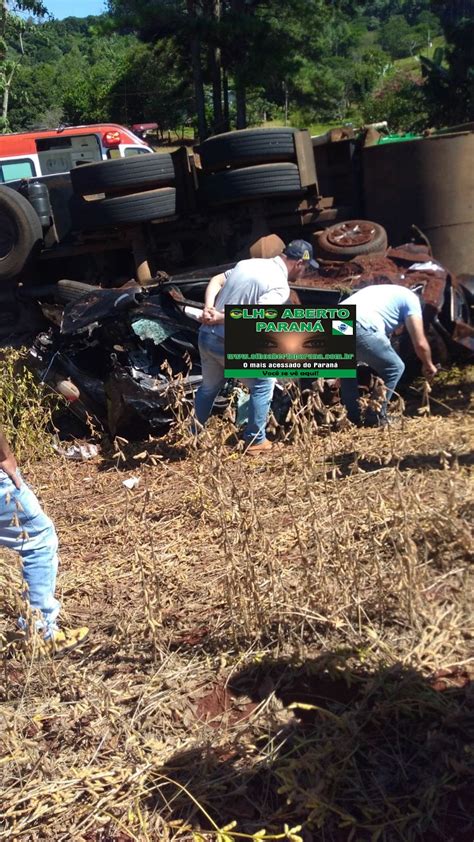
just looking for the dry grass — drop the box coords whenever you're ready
[0,370,473,842]
[0,348,62,461]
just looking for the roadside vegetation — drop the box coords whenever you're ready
[0,357,472,841]
[2,1,472,139]
[0,348,60,461]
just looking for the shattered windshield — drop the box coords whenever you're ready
[131,317,179,346]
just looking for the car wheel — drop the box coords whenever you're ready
[0,186,43,281]
[315,220,388,261]
[71,188,177,229]
[198,163,304,206]
[197,127,300,171]
[70,154,175,196]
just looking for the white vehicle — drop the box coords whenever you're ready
[0,122,152,183]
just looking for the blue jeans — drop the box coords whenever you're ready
[0,472,60,639]
[195,326,276,444]
[340,323,405,424]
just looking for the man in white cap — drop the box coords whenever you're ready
[194,239,319,452]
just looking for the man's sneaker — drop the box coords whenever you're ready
[245,438,283,455]
[2,626,89,658]
[41,626,89,657]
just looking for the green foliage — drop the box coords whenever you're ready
[362,70,429,131]
[61,34,136,124]
[0,350,60,463]
[0,0,50,131]
[107,39,193,131]
[378,14,421,58]
[421,0,474,126]
[2,0,461,138]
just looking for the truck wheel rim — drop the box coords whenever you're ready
[327,221,375,247]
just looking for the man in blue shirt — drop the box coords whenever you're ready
[340,284,437,425]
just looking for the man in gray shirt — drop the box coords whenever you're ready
[194,240,318,452]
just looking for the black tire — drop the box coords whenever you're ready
[315,220,387,261]
[55,279,101,304]
[0,186,43,281]
[70,154,175,196]
[197,128,299,171]
[71,188,176,230]
[198,163,304,206]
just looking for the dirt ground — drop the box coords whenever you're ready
[0,372,473,842]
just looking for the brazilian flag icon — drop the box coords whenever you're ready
[332,319,353,336]
[229,308,243,319]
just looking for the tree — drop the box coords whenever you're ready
[107,0,345,136]
[378,14,422,58]
[420,0,474,125]
[0,0,48,130]
[362,70,428,130]
[414,9,440,47]
[108,0,209,138]
[61,34,136,124]
[107,39,194,134]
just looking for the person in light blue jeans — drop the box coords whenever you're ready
[195,326,275,445]
[340,284,437,425]
[0,471,60,638]
[340,324,406,425]
[0,425,88,652]
[193,240,319,451]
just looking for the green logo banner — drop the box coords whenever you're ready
[224,305,357,379]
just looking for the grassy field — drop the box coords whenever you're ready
[394,35,446,74]
[0,365,473,841]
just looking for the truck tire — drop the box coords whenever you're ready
[70,154,175,196]
[71,188,177,230]
[0,186,43,281]
[55,279,101,304]
[197,128,299,171]
[198,163,304,206]
[315,220,388,260]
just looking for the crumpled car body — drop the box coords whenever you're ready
[29,284,206,437]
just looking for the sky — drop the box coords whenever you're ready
[42,0,107,18]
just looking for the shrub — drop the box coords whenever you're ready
[0,349,61,462]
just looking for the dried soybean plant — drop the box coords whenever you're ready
[0,367,472,842]
[0,348,61,461]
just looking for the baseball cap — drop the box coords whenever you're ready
[283,239,319,269]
